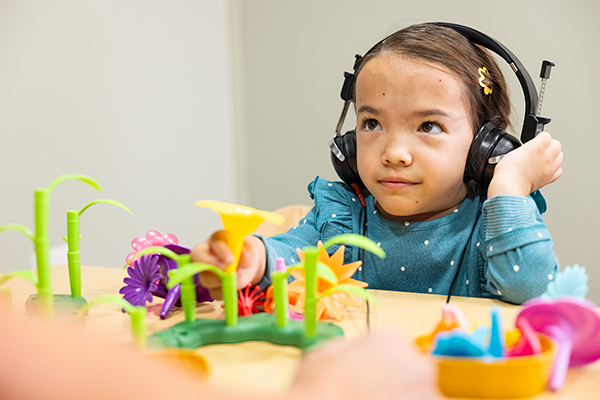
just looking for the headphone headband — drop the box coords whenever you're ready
[339,22,546,143]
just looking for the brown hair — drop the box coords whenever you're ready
[353,23,512,134]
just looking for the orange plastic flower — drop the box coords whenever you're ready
[263,285,275,313]
[288,242,367,321]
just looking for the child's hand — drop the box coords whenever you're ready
[190,231,267,300]
[487,131,563,198]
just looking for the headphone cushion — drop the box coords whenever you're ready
[331,130,362,185]
[465,121,522,185]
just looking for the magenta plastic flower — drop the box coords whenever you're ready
[120,254,162,306]
[126,230,178,266]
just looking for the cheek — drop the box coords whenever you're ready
[355,138,377,178]
[438,139,472,182]
[355,139,367,174]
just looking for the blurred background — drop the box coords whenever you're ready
[1,0,598,303]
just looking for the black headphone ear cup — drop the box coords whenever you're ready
[465,121,522,186]
[330,129,362,185]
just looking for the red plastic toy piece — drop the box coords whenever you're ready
[237,284,265,316]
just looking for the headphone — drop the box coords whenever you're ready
[330,22,551,190]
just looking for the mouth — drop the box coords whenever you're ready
[379,177,417,189]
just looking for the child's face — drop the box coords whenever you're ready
[355,54,474,222]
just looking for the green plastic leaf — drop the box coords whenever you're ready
[46,174,102,193]
[0,224,35,242]
[81,294,138,315]
[289,261,338,285]
[167,263,224,289]
[316,261,338,284]
[318,284,379,305]
[323,233,386,259]
[0,270,38,287]
[79,199,132,216]
[62,235,82,243]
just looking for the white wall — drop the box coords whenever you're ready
[0,1,237,273]
[232,0,600,303]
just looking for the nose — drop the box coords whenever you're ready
[381,133,413,166]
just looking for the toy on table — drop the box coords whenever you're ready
[284,242,369,322]
[237,283,265,316]
[0,174,132,318]
[0,270,38,314]
[420,263,598,398]
[121,231,211,319]
[518,297,600,392]
[262,257,305,322]
[518,264,600,392]
[129,201,384,350]
[431,306,506,359]
[62,199,131,312]
[81,294,147,350]
[415,303,468,351]
[423,304,556,399]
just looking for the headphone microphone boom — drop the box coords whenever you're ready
[329,22,553,191]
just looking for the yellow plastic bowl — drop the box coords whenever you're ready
[436,334,555,399]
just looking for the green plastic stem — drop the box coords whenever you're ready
[130,306,147,350]
[181,276,197,322]
[304,248,318,338]
[34,189,53,318]
[272,271,288,327]
[222,272,238,326]
[66,210,81,298]
[84,294,147,351]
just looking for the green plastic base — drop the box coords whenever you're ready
[148,312,344,352]
[25,294,88,317]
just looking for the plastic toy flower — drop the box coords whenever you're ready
[540,264,589,300]
[195,201,284,273]
[237,284,265,316]
[126,230,178,266]
[120,254,162,307]
[415,303,469,352]
[288,242,367,321]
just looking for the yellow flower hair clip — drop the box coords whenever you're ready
[478,67,492,95]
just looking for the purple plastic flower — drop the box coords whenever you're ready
[119,254,161,307]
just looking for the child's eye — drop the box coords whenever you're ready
[420,121,443,134]
[363,119,382,131]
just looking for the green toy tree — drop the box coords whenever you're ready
[0,174,101,318]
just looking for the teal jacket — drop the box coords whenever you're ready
[259,176,557,304]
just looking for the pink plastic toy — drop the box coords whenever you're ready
[126,230,179,266]
[518,297,600,391]
[507,316,542,357]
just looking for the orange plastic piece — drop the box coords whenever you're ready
[416,303,468,351]
[288,242,366,321]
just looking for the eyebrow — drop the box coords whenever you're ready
[411,109,452,120]
[356,105,380,115]
[357,105,453,120]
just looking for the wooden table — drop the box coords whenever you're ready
[4,265,599,398]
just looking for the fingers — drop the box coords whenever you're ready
[236,235,267,287]
[190,230,234,268]
[190,232,266,298]
[538,132,564,185]
[517,131,563,191]
[190,230,233,299]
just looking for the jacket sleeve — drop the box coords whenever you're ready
[481,191,558,304]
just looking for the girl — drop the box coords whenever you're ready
[192,23,563,304]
